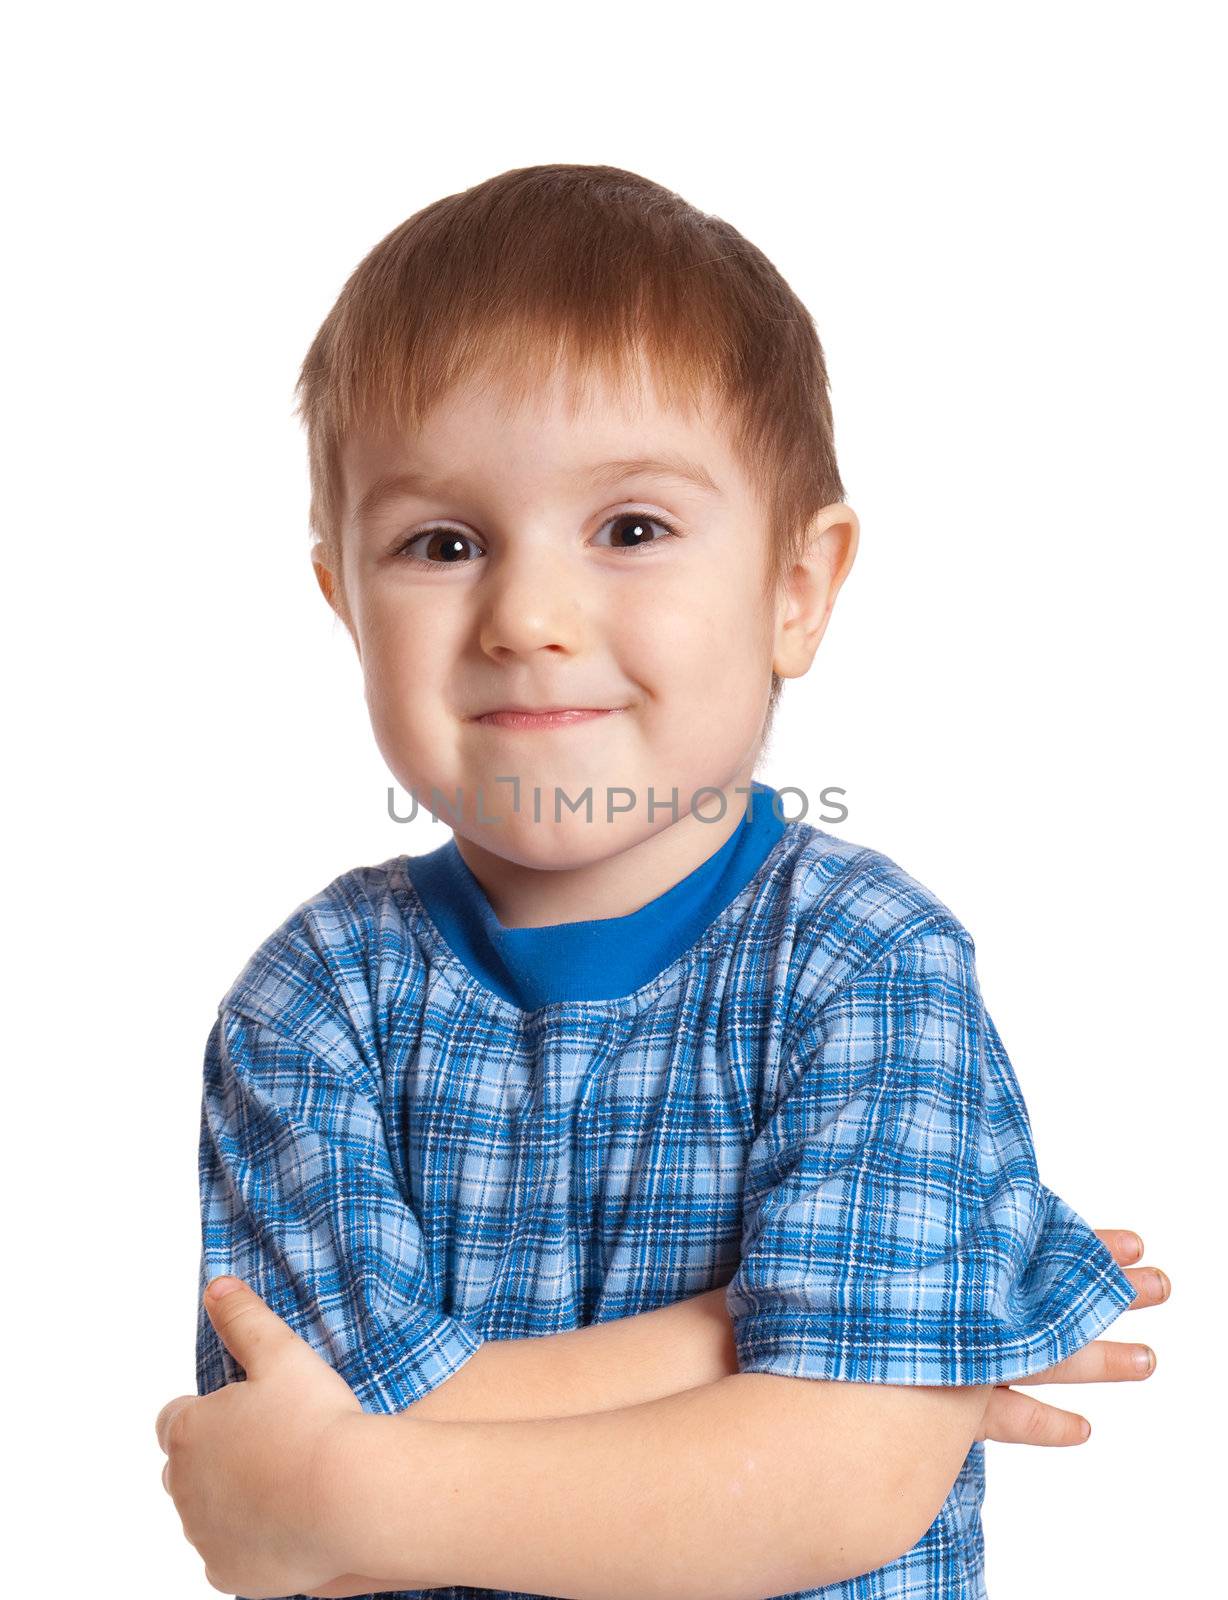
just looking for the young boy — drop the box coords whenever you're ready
[190,164,1163,1599]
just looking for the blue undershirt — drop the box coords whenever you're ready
[406,781,788,1010]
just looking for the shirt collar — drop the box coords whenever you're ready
[406,782,788,1010]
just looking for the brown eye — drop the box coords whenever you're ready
[592,512,681,552]
[395,528,484,564]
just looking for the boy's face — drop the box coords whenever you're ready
[320,353,855,870]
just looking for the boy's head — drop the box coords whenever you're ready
[298,164,857,867]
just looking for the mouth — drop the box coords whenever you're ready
[469,707,627,731]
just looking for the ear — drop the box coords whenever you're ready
[312,548,333,604]
[772,503,859,680]
[311,545,361,662]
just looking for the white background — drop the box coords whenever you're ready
[5,2,1220,1594]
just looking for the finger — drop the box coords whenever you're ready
[1004,1338,1156,1386]
[203,1276,307,1372]
[1106,1262,1172,1308]
[155,1396,193,1453]
[983,1385,1091,1447]
[1093,1231,1172,1305]
[1096,1228,1143,1264]
[1115,1264,1172,1308]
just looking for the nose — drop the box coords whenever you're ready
[475,540,587,660]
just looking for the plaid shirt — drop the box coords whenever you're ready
[197,800,1135,1599]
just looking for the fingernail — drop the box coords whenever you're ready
[1152,1270,1171,1300]
[1080,1420,1091,1441]
[1121,1234,1142,1261]
[1132,1346,1155,1375]
[208,1275,243,1299]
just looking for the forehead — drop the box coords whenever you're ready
[339,354,747,513]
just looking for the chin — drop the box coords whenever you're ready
[467,811,645,872]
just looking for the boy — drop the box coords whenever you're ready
[186,164,1165,1598]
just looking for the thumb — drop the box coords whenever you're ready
[204,1275,301,1373]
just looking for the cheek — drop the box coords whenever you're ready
[355,601,455,758]
[360,587,460,688]
[359,648,462,806]
[619,572,737,660]
[640,584,772,699]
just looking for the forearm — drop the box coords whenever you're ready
[312,1288,743,1595]
[328,1373,988,1600]
[407,1285,738,1423]
[311,1291,739,1595]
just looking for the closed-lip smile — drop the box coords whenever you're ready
[470,705,626,729]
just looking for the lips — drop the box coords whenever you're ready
[471,707,625,730]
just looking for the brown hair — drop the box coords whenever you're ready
[294,163,846,734]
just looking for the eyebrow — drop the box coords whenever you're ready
[351,453,722,530]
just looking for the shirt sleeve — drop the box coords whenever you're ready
[726,918,1137,1387]
[195,1005,485,1413]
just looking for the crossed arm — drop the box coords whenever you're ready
[312,1289,993,1599]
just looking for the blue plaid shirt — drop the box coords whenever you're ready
[196,784,1136,1599]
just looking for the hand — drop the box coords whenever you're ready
[156,1276,367,1597]
[975,1228,1170,1447]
